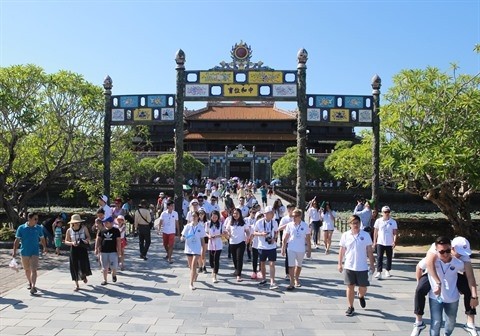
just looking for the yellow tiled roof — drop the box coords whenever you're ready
[186,103,296,121]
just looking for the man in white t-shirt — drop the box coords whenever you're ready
[373,205,398,279]
[253,206,279,290]
[281,208,311,290]
[411,236,478,336]
[420,236,464,336]
[209,195,221,213]
[238,196,250,218]
[158,200,179,264]
[338,215,375,317]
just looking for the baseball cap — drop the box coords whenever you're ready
[225,192,230,196]
[116,215,125,220]
[451,237,472,256]
[102,216,114,223]
[263,206,274,213]
[381,206,391,213]
[190,199,199,206]
[99,195,108,203]
[198,192,205,197]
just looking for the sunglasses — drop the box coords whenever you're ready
[438,248,451,255]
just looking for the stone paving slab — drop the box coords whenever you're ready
[1,229,478,336]
[1,191,479,335]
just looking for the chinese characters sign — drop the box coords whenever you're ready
[110,94,175,125]
[185,70,297,101]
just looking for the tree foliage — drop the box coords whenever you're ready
[0,65,140,224]
[138,152,204,179]
[272,147,323,181]
[324,136,372,188]
[381,66,480,236]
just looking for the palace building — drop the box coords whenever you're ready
[145,100,357,182]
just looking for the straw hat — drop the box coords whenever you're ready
[68,214,85,224]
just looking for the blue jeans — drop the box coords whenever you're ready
[429,298,459,336]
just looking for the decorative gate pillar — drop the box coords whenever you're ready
[296,48,308,212]
[371,74,381,209]
[103,75,113,200]
[175,50,186,211]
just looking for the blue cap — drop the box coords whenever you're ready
[102,216,114,223]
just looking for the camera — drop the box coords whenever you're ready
[265,235,273,244]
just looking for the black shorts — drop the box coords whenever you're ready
[344,269,369,287]
[259,248,277,262]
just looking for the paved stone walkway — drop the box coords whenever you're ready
[1,229,478,336]
[1,193,478,335]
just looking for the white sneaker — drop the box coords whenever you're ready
[410,321,426,336]
[384,270,391,277]
[463,324,479,336]
[374,272,381,279]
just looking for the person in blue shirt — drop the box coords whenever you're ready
[12,212,47,295]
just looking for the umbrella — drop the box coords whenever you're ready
[183,184,192,190]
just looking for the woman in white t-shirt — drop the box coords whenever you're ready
[320,201,336,254]
[225,208,250,282]
[181,211,206,290]
[205,210,226,283]
[306,198,322,249]
[273,199,286,245]
[197,209,209,274]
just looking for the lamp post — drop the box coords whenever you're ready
[175,50,186,213]
[224,146,228,178]
[371,74,381,209]
[252,145,256,183]
[103,75,113,201]
[296,48,308,212]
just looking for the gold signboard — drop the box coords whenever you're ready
[133,108,153,121]
[248,71,283,84]
[200,71,234,84]
[330,109,349,122]
[224,84,258,97]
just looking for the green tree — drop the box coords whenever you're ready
[381,66,480,236]
[324,136,372,188]
[138,152,204,179]
[0,65,139,224]
[272,147,321,181]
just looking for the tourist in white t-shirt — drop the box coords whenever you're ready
[281,208,311,290]
[205,210,226,283]
[420,236,464,336]
[320,201,336,254]
[410,236,478,336]
[279,204,296,278]
[253,206,279,290]
[158,200,179,264]
[306,198,321,249]
[247,209,262,279]
[181,211,206,290]
[225,208,250,282]
[338,215,375,317]
[373,205,398,279]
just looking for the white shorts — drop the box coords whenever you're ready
[287,250,305,267]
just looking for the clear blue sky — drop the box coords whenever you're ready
[1,0,479,111]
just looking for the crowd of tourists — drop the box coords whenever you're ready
[10,180,478,336]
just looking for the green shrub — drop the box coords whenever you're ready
[0,226,16,241]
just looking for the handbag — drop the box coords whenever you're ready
[77,239,90,250]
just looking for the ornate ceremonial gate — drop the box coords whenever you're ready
[103,41,380,211]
